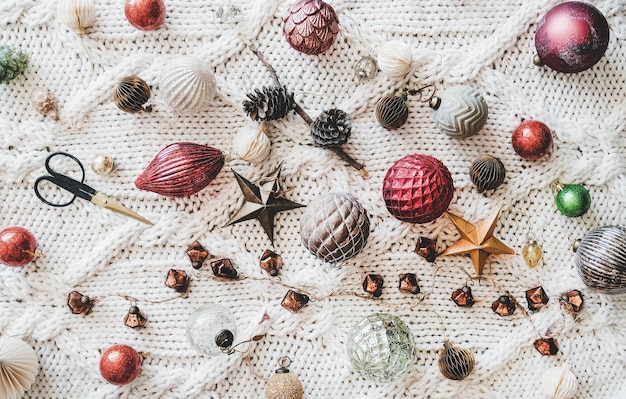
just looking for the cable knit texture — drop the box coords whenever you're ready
[1,0,625,398]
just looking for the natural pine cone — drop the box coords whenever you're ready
[283,0,339,55]
[242,85,296,122]
[311,108,352,148]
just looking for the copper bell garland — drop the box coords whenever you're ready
[135,142,225,198]
[560,289,584,313]
[398,273,420,294]
[451,285,474,307]
[266,357,304,399]
[492,294,516,316]
[415,236,437,262]
[186,241,210,269]
[525,286,549,311]
[211,258,239,280]
[283,0,339,56]
[281,290,310,314]
[260,249,283,276]
[67,291,94,315]
[165,269,190,294]
[363,274,384,297]
[534,337,559,356]
[124,305,148,329]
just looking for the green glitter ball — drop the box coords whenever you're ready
[555,184,591,217]
[0,46,29,84]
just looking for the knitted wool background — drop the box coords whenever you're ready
[1,0,625,398]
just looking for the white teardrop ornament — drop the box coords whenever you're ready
[57,0,96,35]
[541,364,577,399]
[160,57,216,114]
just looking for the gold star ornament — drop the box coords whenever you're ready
[438,207,515,277]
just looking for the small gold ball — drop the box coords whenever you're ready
[91,154,116,176]
[266,372,303,399]
[533,54,545,67]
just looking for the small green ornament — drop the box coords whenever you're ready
[553,182,591,217]
[0,46,29,84]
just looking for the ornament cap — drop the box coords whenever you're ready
[215,329,235,349]
[276,356,292,374]
[429,96,441,110]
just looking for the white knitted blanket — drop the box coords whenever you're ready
[1,0,625,398]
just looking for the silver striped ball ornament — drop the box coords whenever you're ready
[375,94,408,130]
[430,85,488,138]
[299,193,370,264]
[469,155,505,193]
[438,339,475,380]
[575,226,626,294]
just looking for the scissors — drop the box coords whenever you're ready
[34,152,153,225]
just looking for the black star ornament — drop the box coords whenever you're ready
[225,165,305,244]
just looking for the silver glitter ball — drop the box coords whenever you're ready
[355,56,377,81]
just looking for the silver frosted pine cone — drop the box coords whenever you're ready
[300,192,369,263]
[243,85,296,122]
[311,108,352,148]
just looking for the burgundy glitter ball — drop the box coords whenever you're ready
[99,344,142,386]
[125,0,166,31]
[535,1,609,73]
[0,226,38,267]
[383,154,454,224]
[511,120,553,161]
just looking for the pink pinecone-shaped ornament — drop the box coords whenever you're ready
[383,154,454,224]
[283,0,339,55]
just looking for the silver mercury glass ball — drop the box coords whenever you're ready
[355,56,377,82]
[347,313,416,384]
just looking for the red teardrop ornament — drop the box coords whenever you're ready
[99,344,142,386]
[383,154,454,224]
[135,142,225,198]
[283,0,339,55]
[535,1,609,73]
[0,226,38,267]
[125,0,166,31]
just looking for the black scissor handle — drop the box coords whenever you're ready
[45,152,86,182]
[34,175,77,207]
[34,152,90,207]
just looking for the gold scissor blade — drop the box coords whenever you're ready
[91,192,154,225]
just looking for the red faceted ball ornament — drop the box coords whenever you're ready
[0,226,38,267]
[125,0,166,31]
[535,1,609,73]
[512,120,553,161]
[283,0,339,55]
[383,154,454,224]
[100,344,142,386]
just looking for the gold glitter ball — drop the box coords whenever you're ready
[266,371,303,399]
[91,154,116,176]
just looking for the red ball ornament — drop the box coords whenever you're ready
[383,154,454,224]
[125,0,166,31]
[511,120,553,160]
[535,1,609,73]
[99,344,142,386]
[0,226,38,267]
[283,0,339,55]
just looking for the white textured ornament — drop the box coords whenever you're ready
[31,88,59,120]
[0,337,39,399]
[377,40,413,78]
[541,364,577,399]
[160,57,216,114]
[57,0,96,35]
[430,85,488,138]
[232,123,271,164]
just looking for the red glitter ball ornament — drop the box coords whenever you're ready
[382,154,454,224]
[99,344,142,386]
[535,1,609,73]
[0,226,38,267]
[125,0,166,31]
[283,0,339,55]
[511,120,553,161]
